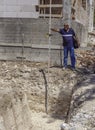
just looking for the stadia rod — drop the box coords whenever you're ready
[47,0,52,114]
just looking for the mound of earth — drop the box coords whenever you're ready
[0,61,94,130]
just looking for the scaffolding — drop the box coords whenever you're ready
[39,0,63,18]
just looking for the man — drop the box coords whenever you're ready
[51,23,76,70]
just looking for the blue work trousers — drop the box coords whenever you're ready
[63,46,76,68]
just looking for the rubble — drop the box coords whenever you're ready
[0,60,94,130]
[76,46,95,73]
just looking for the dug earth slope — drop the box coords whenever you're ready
[0,61,94,130]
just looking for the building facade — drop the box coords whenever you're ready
[0,0,39,18]
[0,0,94,61]
[0,0,94,31]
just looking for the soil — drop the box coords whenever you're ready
[0,60,94,130]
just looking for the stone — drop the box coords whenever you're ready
[60,123,69,130]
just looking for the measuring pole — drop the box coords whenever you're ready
[48,0,52,66]
[46,0,52,114]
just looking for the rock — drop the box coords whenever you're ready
[60,123,69,130]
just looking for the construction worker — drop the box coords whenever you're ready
[51,23,76,70]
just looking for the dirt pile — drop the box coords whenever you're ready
[0,60,94,130]
[76,46,95,72]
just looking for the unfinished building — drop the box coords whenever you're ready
[0,0,94,62]
[39,0,63,18]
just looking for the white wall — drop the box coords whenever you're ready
[0,0,39,18]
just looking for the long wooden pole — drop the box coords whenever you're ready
[47,0,52,114]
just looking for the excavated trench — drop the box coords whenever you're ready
[0,61,87,130]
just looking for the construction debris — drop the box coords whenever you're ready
[76,45,95,73]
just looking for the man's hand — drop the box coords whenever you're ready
[51,28,59,32]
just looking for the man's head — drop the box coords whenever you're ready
[64,23,69,31]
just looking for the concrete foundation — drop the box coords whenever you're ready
[0,18,88,62]
[0,45,63,65]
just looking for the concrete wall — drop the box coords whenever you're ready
[0,0,39,18]
[74,0,88,26]
[0,18,62,45]
[0,46,63,66]
[71,20,88,47]
[0,18,88,62]
[87,0,94,32]
[0,18,63,64]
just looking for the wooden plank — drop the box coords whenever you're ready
[39,4,63,8]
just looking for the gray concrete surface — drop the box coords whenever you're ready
[0,44,63,65]
[0,18,88,62]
